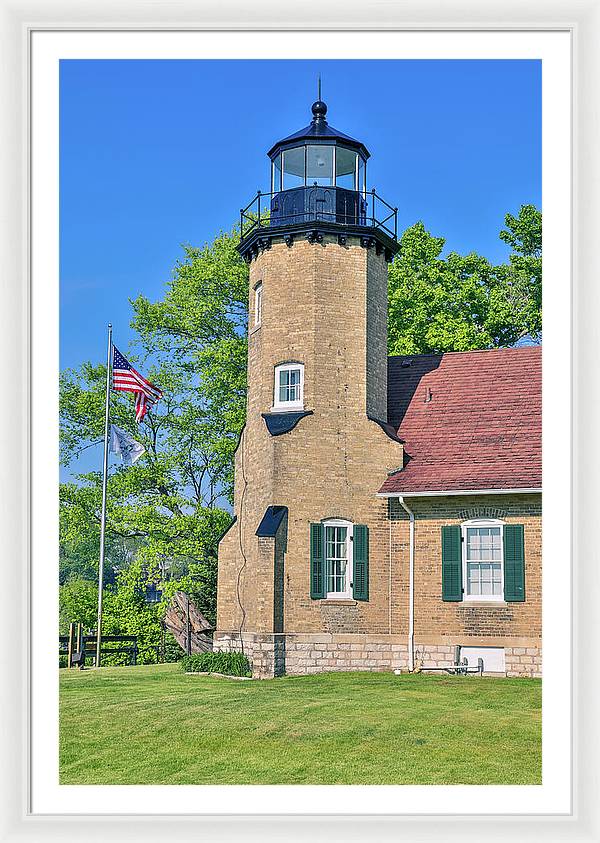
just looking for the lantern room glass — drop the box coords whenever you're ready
[271,153,282,193]
[335,147,358,189]
[272,144,368,193]
[282,146,305,189]
[358,156,366,195]
[306,145,334,186]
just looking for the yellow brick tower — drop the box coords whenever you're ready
[216,99,404,677]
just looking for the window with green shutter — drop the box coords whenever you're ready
[310,520,369,601]
[352,524,369,601]
[310,522,325,599]
[441,525,463,601]
[503,523,525,602]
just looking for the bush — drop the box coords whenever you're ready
[181,651,251,677]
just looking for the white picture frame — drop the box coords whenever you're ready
[1,2,597,840]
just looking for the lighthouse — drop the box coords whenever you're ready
[215,97,404,678]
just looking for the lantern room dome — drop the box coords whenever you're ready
[267,99,370,161]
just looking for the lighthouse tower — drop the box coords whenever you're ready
[216,98,404,678]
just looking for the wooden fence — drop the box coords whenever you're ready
[59,625,144,667]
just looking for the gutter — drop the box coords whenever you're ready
[397,496,415,673]
[378,487,541,499]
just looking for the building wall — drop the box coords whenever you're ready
[365,247,389,420]
[216,632,409,678]
[218,491,542,678]
[388,494,542,648]
[388,494,542,678]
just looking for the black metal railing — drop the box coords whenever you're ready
[240,186,398,242]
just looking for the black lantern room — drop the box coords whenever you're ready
[239,99,399,261]
[268,99,368,228]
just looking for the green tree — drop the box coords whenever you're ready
[60,231,245,629]
[59,557,216,662]
[59,577,101,634]
[498,204,542,342]
[130,230,248,497]
[387,205,542,354]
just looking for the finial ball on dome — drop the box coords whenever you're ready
[311,100,327,120]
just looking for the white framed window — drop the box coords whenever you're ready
[272,362,304,411]
[323,519,353,599]
[462,518,505,601]
[254,282,263,327]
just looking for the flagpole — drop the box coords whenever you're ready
[96,323,112,669]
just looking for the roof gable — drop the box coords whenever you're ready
[379,346,542,495]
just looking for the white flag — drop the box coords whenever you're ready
[109,424,145,466]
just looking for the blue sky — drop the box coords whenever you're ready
[60,58,541,477]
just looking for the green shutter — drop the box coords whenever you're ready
[441,525,462,601]
[504,524,525,602]
[310,523,325,599]
[352,525,369,601]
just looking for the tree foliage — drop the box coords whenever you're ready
[130,231,248,494]
[59,231,246,635]
[59,561,211,663]
[387,205,542,354]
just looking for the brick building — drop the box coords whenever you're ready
[215,99,542,679]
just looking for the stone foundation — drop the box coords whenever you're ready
[214,631,541,679]
[212,632,284,679]
[505,646,542,678]
[414,642,542,677]
[214,632,409,679]
[413,643,457,672]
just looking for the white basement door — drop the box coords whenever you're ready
[460,646,506,673]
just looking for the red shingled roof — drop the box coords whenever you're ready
[378,346,542,495]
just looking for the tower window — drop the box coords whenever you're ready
[254,282,263,327]
[310,520,369,601]
[273,362,304,411]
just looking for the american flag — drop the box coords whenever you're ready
[112,345,163,422]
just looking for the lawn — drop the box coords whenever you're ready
[59,664,541,785]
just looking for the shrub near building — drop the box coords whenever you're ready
[181,652,251,677]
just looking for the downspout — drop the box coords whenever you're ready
[388,516,392,634]
[398,496,415,672]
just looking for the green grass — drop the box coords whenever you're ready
[59,664,541,785]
